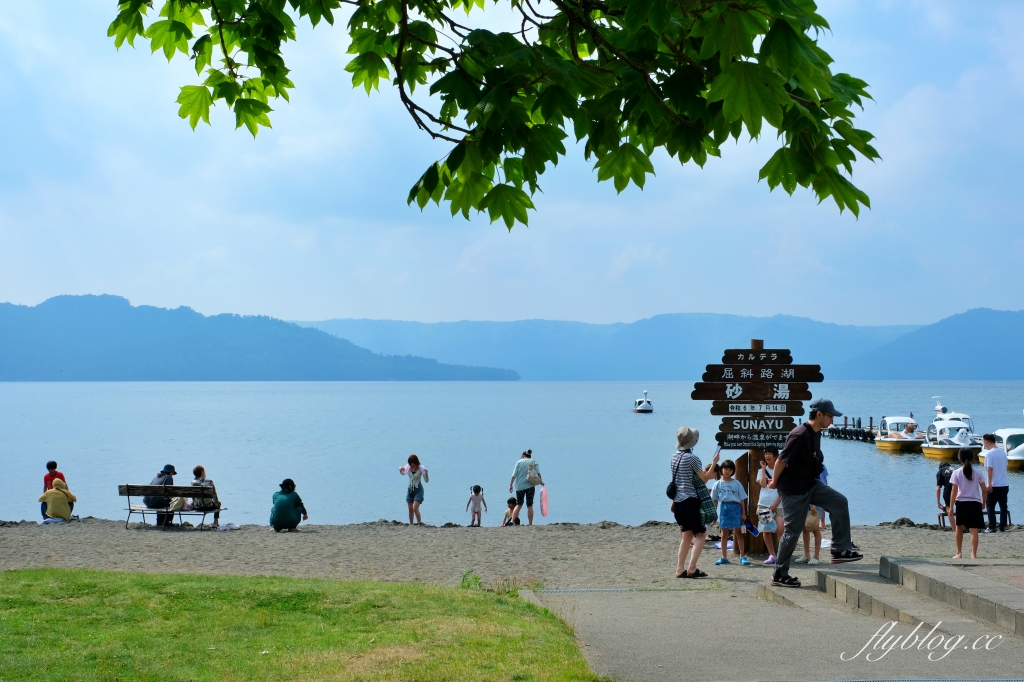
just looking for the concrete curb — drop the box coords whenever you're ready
[880,556,1024,636]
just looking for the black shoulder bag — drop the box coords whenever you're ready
[666,450,684,499]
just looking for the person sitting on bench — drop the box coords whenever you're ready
[191,465,221,526]
[143,464,177,527]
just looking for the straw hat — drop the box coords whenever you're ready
[676,426,699,450]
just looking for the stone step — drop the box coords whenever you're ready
[880,556,1024,637]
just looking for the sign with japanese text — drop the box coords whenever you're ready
[714,432,790,447]
[691,382,812,402]
[701,364,823,383]
[709,401,805,416]
[718,416,797,433]
[721,349,793,364]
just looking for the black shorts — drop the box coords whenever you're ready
[673,497,706,534]
[954,501,985,529]
[515,486,536,507]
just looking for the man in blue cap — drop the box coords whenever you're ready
[767,398,861,588]
[143,464,177,527]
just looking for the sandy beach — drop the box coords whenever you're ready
[1,518,1020,588]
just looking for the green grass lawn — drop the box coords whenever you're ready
[0,569,607,681]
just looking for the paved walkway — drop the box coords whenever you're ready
[528,568,1024,681]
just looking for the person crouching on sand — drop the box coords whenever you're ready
[466,485,487,527]
[400,455,429,525]
[270,478,308,532]
[39,479,77,522]
[503,497,520,526]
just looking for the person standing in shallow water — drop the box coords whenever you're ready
[670,426,719,579]
[768,398,861,589]
[399,454,429,525]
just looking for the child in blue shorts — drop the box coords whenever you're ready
[711,459,749,566]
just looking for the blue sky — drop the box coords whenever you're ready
[0,1,1021,325]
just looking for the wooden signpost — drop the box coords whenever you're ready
[690,383,812,401]
[692,339,824,555]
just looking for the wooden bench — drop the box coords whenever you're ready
[117,485,225,529]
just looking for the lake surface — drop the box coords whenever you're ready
[2,381,1021,527]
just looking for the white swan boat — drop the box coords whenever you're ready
[633,390,653,413]
[922,397,981,460]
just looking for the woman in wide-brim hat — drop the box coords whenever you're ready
[669,426,719,578]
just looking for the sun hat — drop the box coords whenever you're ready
[676,426,699,450]
[160,464,177,475]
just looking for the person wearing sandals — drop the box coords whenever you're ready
[711,459,750,566]
[756,446,784,565]
[949,447,987,559]
[767,398,861,589]
[670,426,720,579]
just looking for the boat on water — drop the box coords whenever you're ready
[633,390,653,413]
[874,416,923,453]
[921,397,982,460]
[982,428,1024,472]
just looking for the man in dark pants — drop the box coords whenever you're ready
[982,433,1010,532]
[767,398,862,588]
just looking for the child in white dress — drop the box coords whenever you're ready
[466,485,487,527]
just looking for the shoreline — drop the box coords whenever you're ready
[2,518,1019,590]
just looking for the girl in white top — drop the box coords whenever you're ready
[949,448,988,559]
[756,448,784,566]
[465,485,488,527]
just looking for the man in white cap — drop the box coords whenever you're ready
[768,398,861,588]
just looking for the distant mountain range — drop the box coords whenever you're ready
[0,295,518,381]
[3,295,1019,381]
[834,308,1024,379]
[300,308,1024,380]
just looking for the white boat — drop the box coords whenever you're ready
[633,390,653,413]
[922,397,981,460]
[983,428,1024,472]
[875,416,923,453]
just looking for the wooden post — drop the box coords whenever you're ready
[734,451,747,556]
[745,339,768,555]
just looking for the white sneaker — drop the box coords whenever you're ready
[808,558,820,566]
[794,556,809,564]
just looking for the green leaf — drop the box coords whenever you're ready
[176,85,213,129]
[706,61,789,138]
[191,35,213,75]
[445,171,492,219]
[811,168,870,217]
[345,52,390,94]
[760,18,826,79]
[233,98,273,137]
[145,19,192,61]
[107,4,146,49]
[479,183,534,229]
[758,147,814,194]
[694,7,764,68]
[594,144,655,193]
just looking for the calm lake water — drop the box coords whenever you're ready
[2,381,1021,526]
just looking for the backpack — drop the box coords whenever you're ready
[526,460,542,486]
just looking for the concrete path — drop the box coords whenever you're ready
[530,578,1024,681]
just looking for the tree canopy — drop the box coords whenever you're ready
[109,0,879,228]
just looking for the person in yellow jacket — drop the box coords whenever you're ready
[39,479,77,521]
